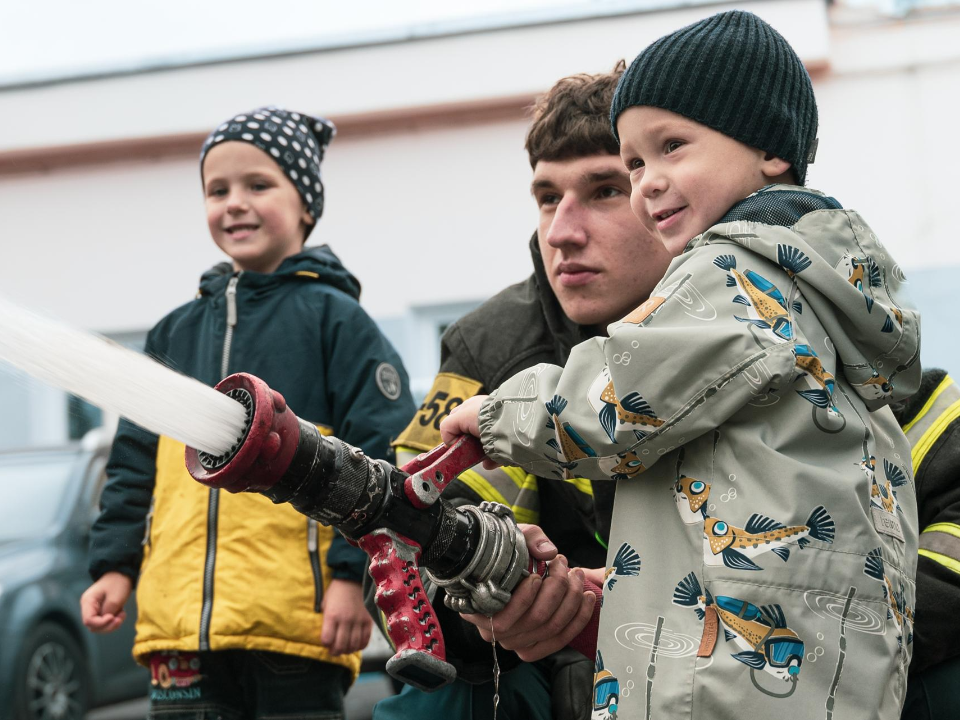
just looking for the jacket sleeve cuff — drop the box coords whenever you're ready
[478,393,511,466]
[326,531,368,582]
[88,558,141,586]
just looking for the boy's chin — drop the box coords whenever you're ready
[658,231,696,257]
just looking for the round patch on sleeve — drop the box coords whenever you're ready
[375,362,402,400]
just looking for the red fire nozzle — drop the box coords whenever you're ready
[186,373,301,493]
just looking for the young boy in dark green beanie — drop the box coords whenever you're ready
[442,10,922,719]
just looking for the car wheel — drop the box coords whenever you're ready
[12,622,89,720]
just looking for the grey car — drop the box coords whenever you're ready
[0,431,148,720]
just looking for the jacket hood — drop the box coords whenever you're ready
[706,184,921,410]
[528,233,600,357]
[198,245,361,300]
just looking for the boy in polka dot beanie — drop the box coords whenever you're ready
[201,106,335,237]
[83,107,416,719]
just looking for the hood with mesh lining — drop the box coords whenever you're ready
[702,184,920,410]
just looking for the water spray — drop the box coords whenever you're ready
[0,296,245,455]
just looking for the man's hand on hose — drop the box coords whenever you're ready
[459,525,597,662]
[320,579,373,656]
[439,394,499,469]
[80,571,133,633]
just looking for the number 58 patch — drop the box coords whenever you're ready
[394,372,483,451]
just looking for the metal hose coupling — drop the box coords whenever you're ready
[426,502,532,616]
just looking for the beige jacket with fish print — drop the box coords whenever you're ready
[479,186,921,720]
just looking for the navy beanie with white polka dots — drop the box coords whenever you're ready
[200,107,336,221]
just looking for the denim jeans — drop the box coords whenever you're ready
[147,650,351,720]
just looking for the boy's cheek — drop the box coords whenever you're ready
[628,193,653,228]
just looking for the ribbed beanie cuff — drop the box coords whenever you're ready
[610,11,818,184]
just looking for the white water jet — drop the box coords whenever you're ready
[0,296,246,455]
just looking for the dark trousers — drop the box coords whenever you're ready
[372,661,552,720]
[902,656,960,720]
[147,650,351,720]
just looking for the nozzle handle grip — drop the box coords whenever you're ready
[359,528,456,693]
[403,435,486,509]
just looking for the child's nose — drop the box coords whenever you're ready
[226,192,250,213]
[638,164,667,198]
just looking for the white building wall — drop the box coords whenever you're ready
[0,0,958,449]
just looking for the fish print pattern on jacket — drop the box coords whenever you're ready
[674,452,710,525]
[673,572,805,686]
[864,548,914,647]
[714,252,842,419]
[544,395,596,475]
[601,542,641,607]
[840,254,882,312]
[702,507,835,571]
[861,455,908,516]
[588,367,664,443]
[672,450,836,570]
[591,651,620,720]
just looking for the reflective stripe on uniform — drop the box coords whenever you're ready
[457,468,539,524]
[398,445,542,522]
[564,476,594,497]
[919,523,960,575]
[903,375,960,475]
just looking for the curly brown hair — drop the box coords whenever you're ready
[524,60,626,169]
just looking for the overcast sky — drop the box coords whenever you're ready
[0,0,928,85]
[0,0,593,84]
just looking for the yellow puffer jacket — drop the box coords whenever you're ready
[89,250,416,682]
[135,436,360,678]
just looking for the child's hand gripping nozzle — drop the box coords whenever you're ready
[185,372,542,692]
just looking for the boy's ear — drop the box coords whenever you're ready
[301,208,316,243]
[761,153,792,179]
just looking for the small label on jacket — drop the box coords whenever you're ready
[871,507,905,542]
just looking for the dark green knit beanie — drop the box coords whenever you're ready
[610,10,818,184]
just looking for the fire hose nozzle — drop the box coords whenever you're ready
[184,372,557,693]
[186,373,300,493]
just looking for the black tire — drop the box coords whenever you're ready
[12,622,90,720]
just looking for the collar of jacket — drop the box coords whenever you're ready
[197,244,361,300]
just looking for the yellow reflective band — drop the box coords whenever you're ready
[317,425,334,436]
[912,397,960,475]
[457,469,539,524]
[564,476,594,497]
[923,523,960,540]
[512,506,540,524]
[519,472,539,493]
[458,469,510,506]
[903,376,954,434]
[295,271,321,279]
[501,466,537,492]
[919,548,960,575]
[395,446,421,466]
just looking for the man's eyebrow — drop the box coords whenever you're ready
[530,178,557,195]
[581,169,627,184]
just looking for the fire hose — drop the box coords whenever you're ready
[184,372,601,692]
